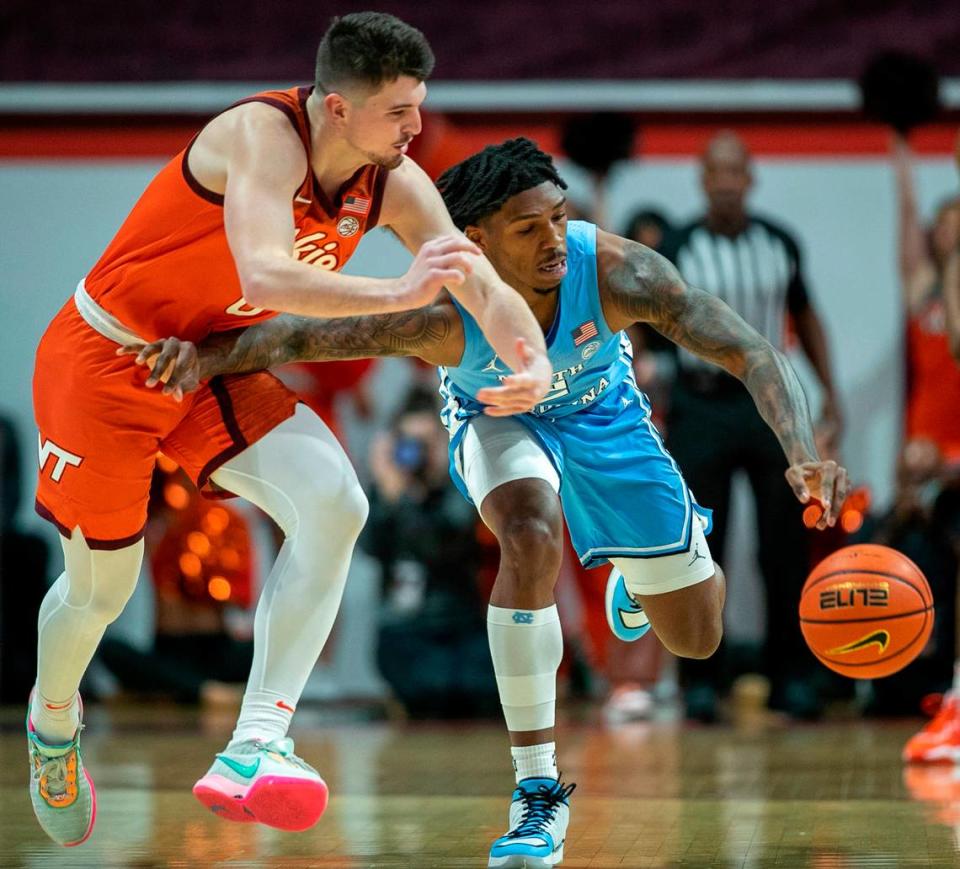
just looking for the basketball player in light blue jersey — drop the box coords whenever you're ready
[127,138,848,869]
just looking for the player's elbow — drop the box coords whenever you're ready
[238,258,282,308]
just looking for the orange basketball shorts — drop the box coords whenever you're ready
[33,301,298,548]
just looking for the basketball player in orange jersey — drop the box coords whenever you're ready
[28,12,550,846]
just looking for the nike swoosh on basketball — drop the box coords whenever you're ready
[618,607,649,630]
[828,630,890,656]
[217,755,261,779]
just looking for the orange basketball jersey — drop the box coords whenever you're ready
[83,86,388,343]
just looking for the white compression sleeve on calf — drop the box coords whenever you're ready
[487,604,563,732]
[210,405,368,746]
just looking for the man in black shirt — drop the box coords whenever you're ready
[663,130,842,721]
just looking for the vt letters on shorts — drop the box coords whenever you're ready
[38,435,83,482]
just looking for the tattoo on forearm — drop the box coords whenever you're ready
[607,239,818,463]
[201,307,453,378]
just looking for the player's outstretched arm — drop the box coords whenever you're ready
[379,159,551,413]
[598,230,848,528]
[119,305,463,399]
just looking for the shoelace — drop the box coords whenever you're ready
[507,779,577,840]
[35,753,71,797]
[246,738,317,774]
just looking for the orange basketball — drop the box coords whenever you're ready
[798,543,934,679]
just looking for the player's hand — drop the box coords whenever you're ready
[476,338,552,417]
[117,337,201,402]
[785,459,849,530]
[395,235,481,309]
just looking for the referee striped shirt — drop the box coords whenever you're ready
[663,216,809,383]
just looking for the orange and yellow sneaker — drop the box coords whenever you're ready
[26,695,96,846]
[903,693,960,763]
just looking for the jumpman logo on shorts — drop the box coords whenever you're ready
[688,543,706,566]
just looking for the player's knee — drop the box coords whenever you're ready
[679,620,723,660]
[86,573,138,624]
[499,514,562,581]
[654,569,725,659]
[340,480,369,538]
[286,446,368,540]
[662,622,723,660]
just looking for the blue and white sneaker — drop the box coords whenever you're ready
[488,776,576,868]
[605,568,651,642]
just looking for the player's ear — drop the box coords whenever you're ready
[323,92,350,126]
[464,225,486,251]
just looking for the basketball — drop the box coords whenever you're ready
[799,544,934,679]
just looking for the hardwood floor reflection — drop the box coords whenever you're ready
[2,704,958,867]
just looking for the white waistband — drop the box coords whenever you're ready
[73,280,145,346]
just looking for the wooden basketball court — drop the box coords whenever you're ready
[2,703,959,867]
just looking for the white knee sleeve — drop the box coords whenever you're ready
[487,604,563,732]
[36,534,143,707]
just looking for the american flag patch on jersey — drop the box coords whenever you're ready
[341,195,371,215]
[571,320,599,346]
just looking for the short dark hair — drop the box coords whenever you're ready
[435,138,568,230]
[315,12,435,94]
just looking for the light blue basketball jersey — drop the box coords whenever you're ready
[439,221,631,432]
[437,220,712,568]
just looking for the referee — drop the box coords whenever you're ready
[663,131,842,723]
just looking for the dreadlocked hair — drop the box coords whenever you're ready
[436,138,567,230]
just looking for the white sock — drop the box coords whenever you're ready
[31,691,80,745]
[511,742,559,783]
[228,690,296,748]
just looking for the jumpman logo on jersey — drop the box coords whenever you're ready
[688,543,706,566]
[482,356,503,373]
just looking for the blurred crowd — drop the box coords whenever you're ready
[2,125,960,734]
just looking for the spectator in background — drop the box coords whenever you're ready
[892,134,960,465]
[662,130,843,722]
[624,208,673,254]
[365,386,498,719]
[902,131,960,762]
[0,417,51,702]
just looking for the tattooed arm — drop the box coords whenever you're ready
[597,229,848,527]
[120,301,464,397]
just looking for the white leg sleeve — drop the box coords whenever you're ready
[34,533,143,742]
[210,405,368,743]
[487,604,563,732]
